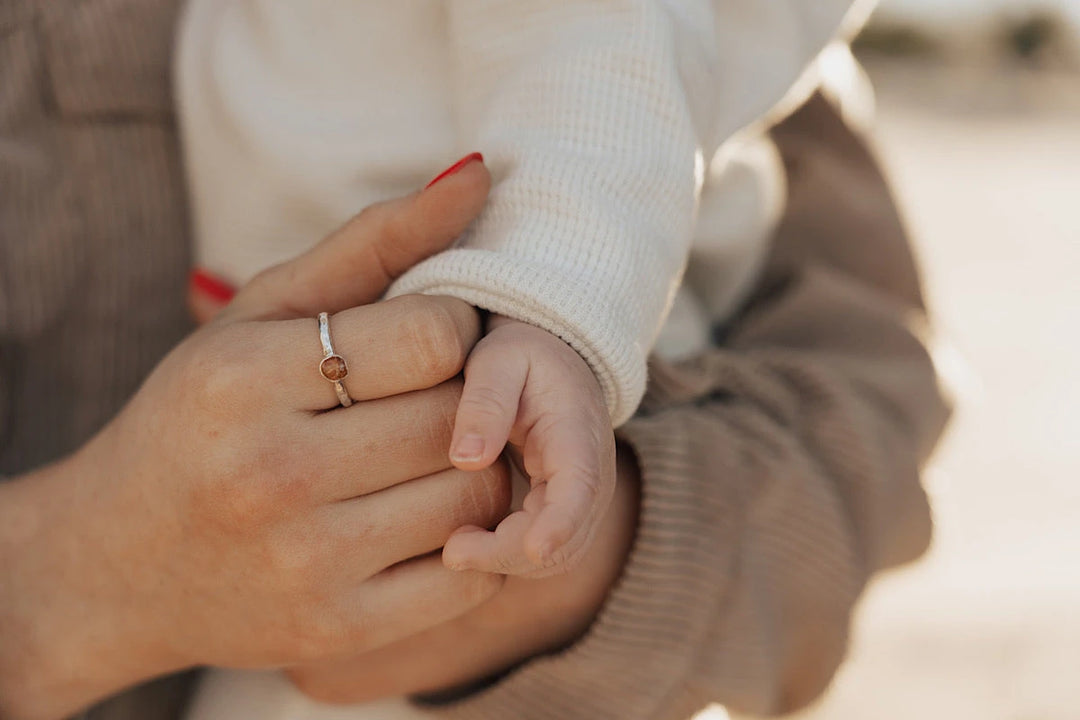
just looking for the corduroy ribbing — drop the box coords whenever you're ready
[1,2,192,476]
[408,94,949,719]
[2,1,948,713]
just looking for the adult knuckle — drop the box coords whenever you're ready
[177,340,221,403]
[246,263,284,297]
[358,242,396,288]
[199,363,243,415]
[353,202,389,231]
[381,199,422,245]
[401,300,467,381]
[425,302,469,371]
[188,325,264,417]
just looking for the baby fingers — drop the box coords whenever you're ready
[449,332,529,471]
[514,391,617,573]
[445,316,616,577]
[443,510,537,576]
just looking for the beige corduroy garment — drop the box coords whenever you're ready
[0,2,949,719]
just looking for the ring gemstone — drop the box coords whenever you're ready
[320,354,349,382]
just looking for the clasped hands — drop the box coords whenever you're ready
[0,159,638,719]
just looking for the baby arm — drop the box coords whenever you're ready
[390,0,863,572]
[391,1,860,429]
[443,315,616,578]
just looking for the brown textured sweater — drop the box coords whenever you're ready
[0,2,950,718]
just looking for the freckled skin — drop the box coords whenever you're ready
[0,159,498,720]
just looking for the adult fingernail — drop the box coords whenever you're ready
[425,152,484,189]
[451,434,486,463]
[189,267,237,303]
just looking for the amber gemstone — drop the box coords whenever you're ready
[320,355,348,382]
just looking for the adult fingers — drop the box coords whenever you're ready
[296,381,462,501]
[287,453,643,705]
[320,462,511,579]
[220,155,490,324]
[345,554,505,655]
[266,295,480,410]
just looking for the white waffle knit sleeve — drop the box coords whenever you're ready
[387,1,859,426]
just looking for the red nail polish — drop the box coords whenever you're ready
[425,152,484,189]
[189,268,237,304]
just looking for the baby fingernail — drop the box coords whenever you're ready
[451,434,485,462]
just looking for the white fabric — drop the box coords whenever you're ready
[177,4,866,719]
[178,32,878,719]
[177,0,858,427]
[655,131,785,361]
[186,669,430,720]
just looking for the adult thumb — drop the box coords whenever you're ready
[219,153,489,323]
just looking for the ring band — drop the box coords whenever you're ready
[317,312,353,407]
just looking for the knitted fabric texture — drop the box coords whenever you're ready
[176,0,859,425]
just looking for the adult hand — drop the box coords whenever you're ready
[286,446,640,704]
[0,160,505,720]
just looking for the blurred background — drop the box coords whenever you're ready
[708,0,1080,718]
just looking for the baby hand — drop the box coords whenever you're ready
[442,316,616,578]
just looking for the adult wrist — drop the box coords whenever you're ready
[0,453,170,719]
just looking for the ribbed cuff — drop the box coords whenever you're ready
[387,250,652,427]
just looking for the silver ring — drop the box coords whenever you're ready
[317,312,353,407]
